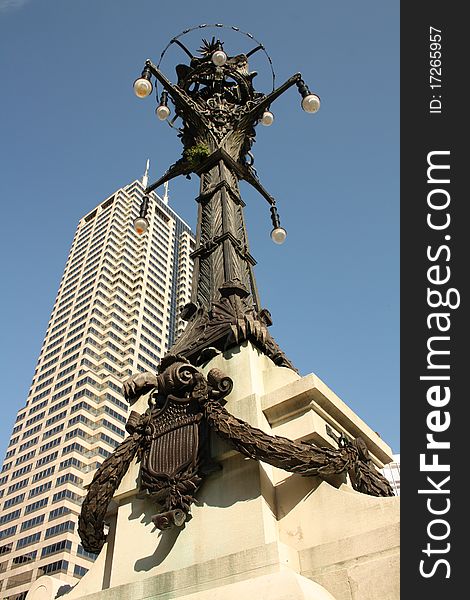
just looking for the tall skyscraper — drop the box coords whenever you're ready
[0,176,194,599]
[381,454,400,497]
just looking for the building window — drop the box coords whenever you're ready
[73,564,89,577]
[48,506,72,521]
[0,543,14,556]
[20,514,45,532]
[32,466,55,483]
[21,424,42,439]
[14,450,36,466]
[11,464,32,480]
[0,510,20,526]
[24,497,49,515]
[0,525,17,540]
[16,532,41,549]
[55,473,83,488]
[9,550,37,570]
[36,451,59,468]
[52,489,81,504]
[39,559,69,576]
[45,412,67,428]
[39,437,63,454]
[7,478,29,495]
[77,544,97,561]
[44,521,75,539]
[3,494,25,509]
[28,481,52,499]
[25,410,45,427]
[41,539,72,557]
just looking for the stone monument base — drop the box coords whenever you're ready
[27,342,399,600]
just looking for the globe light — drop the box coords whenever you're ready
[212,50,227,66]
[260,110,274,126]
[301,93,321,113]
[270,226,287,244]
[133,217,149,235]
[133,77,153,98]
[156,104,171,120]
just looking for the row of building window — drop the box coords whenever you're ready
[15,451,35,468]
[25,412,45,428]
[38,367,56,383]
[39,436,62,454]
[45,410,67,427]
[42,344,62,363]
[28,399,48,415]
[48,397,70,415]
[36,451,58,468]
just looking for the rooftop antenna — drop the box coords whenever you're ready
[142,158,150,189]
[163,181,169,204]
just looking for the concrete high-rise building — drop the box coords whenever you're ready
[381,453,400,496]
[0,175,194,600]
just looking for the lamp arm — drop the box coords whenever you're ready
[246,72,303,120]
[144,160,192,194]
[239,165,275,206]
[144,59,201,123]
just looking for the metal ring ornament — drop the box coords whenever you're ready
[156,23,276,93]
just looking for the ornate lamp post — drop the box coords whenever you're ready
[78,27,393,556]
[132,27,320,370]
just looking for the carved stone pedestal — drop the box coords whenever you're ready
[27,342,399,600]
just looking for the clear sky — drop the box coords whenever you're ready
[0,0,399,458]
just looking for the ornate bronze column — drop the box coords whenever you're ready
[138,36,319,369]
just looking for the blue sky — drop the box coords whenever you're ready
[0,1,399,458]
